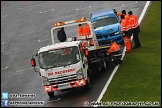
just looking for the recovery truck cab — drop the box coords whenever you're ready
[90,9,123,46]
[30,17,109,97]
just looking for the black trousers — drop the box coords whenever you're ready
[109,50,122,65]
[133,32,141,47]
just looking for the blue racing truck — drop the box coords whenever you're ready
[90,9,123,46]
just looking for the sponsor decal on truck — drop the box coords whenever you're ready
[47,68,75,76]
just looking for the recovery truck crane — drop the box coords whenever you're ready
[30,17,111,97]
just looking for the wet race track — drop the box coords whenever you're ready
[1,1,147,107]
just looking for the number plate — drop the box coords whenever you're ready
[58,83,70,89]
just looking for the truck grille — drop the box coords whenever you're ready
[48,74,77,85]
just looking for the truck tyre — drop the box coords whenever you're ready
[102,59,107,71]
[47,91,54,97]
[85,73,92,90]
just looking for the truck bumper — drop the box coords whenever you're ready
[44,79,86,92]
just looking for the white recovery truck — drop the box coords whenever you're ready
[30,17,111,97]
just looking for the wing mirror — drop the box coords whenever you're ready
[31,58,36,67]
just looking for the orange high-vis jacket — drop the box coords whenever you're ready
[90,40,94,46]
[120,14,131,31]
[128,14,139,29]
[82,40,94,47]
[124,14,131,30]
[82,42,87,47]
[121,17,130,32]
[78,26,83,36]
[107,42,120,55]
[78,23,91,36]
[82,23,91,36]
[124,14,129,21]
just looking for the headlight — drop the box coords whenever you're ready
[96,27,103,30]
[114,31,120,35]
[42,76,50,85]
[76,68,84,79]
[77,74,83,79]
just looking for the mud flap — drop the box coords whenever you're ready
[84,70,92,90]
[47,91,55,98]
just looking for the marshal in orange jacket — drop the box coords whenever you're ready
[107,41,120,55]
[78,23,91,36]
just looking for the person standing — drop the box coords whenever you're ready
[78,18,93,47]
[117,10,133,48]
[128,11,141,49]
[83,23,91,37]
[57,27,67,42]
[78,23,91,37]
[120,14,132,53]
[121,10,133,48]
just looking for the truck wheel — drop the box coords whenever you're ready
[47,91,54,97]
[102,59,107,71]
[85,74,92,90]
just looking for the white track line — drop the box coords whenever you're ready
[16,66,39,73]
[138,1,151,24]
[1,42,5,44]
[48,12,85,22]
[16,68,33,72]
[76,6,91,10]
[38,39,51,42]
[94,1,151,107]
[122,1,138,6]
[1,15,7,18]
[1,66,8,70]
[48,14,76,22]
[39,9,54,13]
[1,48,17,53]
[18,1,54,10]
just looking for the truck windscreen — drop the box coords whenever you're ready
[93,17,118,29]
[38,46,80,69]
